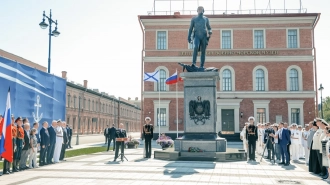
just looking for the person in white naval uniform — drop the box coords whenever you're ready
[302,124,310,164]
[290,123,300,161]
[53,120,63,163]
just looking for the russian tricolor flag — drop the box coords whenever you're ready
[165,71,183,85]
[0,88,13,162]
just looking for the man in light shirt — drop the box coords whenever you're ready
[53,120,63,163]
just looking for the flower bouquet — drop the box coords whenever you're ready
[188,147,204,152]
[156,134,174,150]
[125,135,140,149]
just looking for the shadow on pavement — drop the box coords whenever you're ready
[134,158,149,162]
[162,161,216,178]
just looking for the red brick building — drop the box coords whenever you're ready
[139,12,320,139]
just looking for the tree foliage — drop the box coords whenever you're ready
[322,96,330,122]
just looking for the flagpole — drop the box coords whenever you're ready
[158,79,161,138]
[176,69,178,138]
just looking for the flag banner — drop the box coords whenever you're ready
[165,71,183,85]
[0,88,13,161]
[144,70,159,82]
[0,57,66,127]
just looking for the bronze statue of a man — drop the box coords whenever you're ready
[188,6,212,69]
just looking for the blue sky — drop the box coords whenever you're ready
[0,0,329,99]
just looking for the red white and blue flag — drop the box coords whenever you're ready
[0,88,13,162]
[165,71,183,85]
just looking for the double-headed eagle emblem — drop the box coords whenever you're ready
[189,96,211,125]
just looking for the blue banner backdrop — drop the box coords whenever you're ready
[0,56,66,125]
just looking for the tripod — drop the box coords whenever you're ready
[116,153,128,162]
[260,136,269,162]
[113,141,128,162]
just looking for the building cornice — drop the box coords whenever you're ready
[144,56,313,63]
[143,91,316,99]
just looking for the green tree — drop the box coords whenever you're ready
[322,96,330,122]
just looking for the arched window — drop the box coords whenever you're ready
[67,94,71,107]
[157,69,166,91]
[290,69,299,91]
[255,69,265,91]
[222,69,232,91]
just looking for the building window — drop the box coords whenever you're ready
[288,29,298,48]
[157,108,166,126]
[222,69,232,91]
[254,30,264,49]
[157,31,167,50]
[92,101,94,111]
[255,69,265,91]
[157,69,166,91]
[221,30,232,49]
[257,108,266,124]
[88,99,90,110]
[67,94,71,107]
[73,96,76,108]
[291,108,300,124]
[83,98,86,109]
[290,69,299,91]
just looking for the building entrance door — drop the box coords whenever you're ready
[221,109,235,134]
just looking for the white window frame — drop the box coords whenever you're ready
[252,65,269,91]
[287,100,304,125]
[253,100,270,123]
[253,29,266,49]
[153,66,169,92]
[219,65,235,91]
[286,65,303,91]
[220,29,233,49]
[153,100,171,133]
[286,28,300,49]
[156,30,168,50]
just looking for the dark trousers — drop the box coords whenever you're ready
[60,143,67,160]
[39,145,48,165]
[47,143,55,163]
[105,136,108,144]
[192,35,207,67]
[13,139,23,170]
[280,144,290,164]
[107,137,115,151]
[3,159,10,173]
[248,139,256,160]
[287,144,291,162]
[317,152,327,175]
[145,138,152,158]
[114,141,124,161]
[266,142,275,159]
[68,136,72,148]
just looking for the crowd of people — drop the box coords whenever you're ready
[240,116,330,182]
[0,115,72,176]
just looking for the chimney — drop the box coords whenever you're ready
[128,97,131,100]
[135,97,138,101]
[61,71,67,79]
[174,12,180,17]
[83,80,88,88]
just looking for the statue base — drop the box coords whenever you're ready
[178,63,219,72]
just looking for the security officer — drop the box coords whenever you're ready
[246,116,258,161]
[143,117,153,158]
[264,122,275,160]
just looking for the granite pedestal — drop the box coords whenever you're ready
[174,72,227,154]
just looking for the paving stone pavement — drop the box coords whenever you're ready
[1,145,329,185]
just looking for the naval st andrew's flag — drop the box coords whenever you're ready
[0,88,13,162]
[144,70,159,82]
[165,71,183,85]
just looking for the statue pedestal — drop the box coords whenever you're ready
[175,72,227,153]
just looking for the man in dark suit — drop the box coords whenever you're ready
[66,124,73,148]
[107,124,117,151]
[60,121,68,161]
[104,125,109,144]
[278,122,291,166]
[39,121,50,166]
[113,123,127,162]
[47,120,57,164]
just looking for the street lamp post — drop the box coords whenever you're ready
[76,96,81,145]
[319,84,324,119]
[39,9,60,73]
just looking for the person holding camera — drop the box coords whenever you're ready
[263,123,275,160]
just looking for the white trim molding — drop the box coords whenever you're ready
[287,100,305,125]
[286,28,300,48]
[216,99,243,133]
[153,100,171,133]
[219,65,235,91]
[143,91,316,99]
[155,30,168,50]
[144,56,314,63]
[286,65,303,91]
[253,100,270,123]
[153,66,169,92]
[253,28,266,49]
[220,29,233,49]
[252,65,269,91]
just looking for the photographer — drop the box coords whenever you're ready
[263,123,275,160]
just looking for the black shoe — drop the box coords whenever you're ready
[278,162,285,165]
[284,163,289,166]
[3,171,10,175]
[319,173,325,177]
[322,174,328,179]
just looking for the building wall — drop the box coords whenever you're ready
[140,13,319,137]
